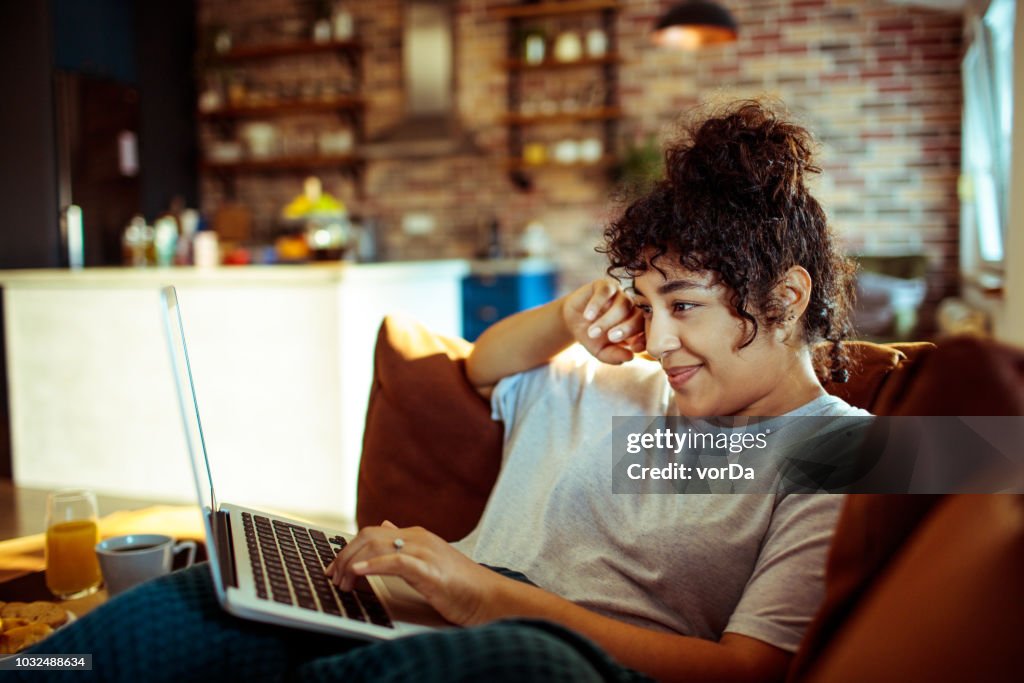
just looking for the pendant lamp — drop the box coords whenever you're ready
[652,1,739,50]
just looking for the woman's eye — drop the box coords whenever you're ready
[673,302,697,313]
[635,303,652,317]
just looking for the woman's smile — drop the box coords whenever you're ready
[664,363,702,390]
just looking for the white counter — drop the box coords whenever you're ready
[1,261,468,525]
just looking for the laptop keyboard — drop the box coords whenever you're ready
[241,512,394,629]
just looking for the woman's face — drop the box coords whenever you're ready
[630,262,819,417]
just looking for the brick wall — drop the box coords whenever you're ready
[198,0,962,334]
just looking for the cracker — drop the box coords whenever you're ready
[0,602,26,617]
[1,617,32,632]
[0,623,54,655]
[0,601,67,628]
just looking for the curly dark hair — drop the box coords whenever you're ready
[601,99,857,384]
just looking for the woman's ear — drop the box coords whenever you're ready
[777,266,813,334]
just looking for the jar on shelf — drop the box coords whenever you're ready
[586,28,608,57]
[226,74,247,107]
[579,137,603,163]
[332,6,354,40]
[213,28,232,54]
[523,142,547,166]
[318,129,354,155]
[553,31,583,62]
[312,17,332,43]
[552,139,580,164]
[523,30,546,65]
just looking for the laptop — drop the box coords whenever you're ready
[159,285,447,640]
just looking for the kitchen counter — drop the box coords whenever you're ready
[0,260,469,523]
[0,260,469,287]
[467,258,558,277]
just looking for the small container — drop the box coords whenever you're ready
[521,221,553,258]
[227,77,247,107]
[523,142,547,166]
[305,217,351,261]
[240,122,278,159]
[198,87,223,112]
[318,129,355,155]
[552,139,580,164]
[553,31,583,62]
[579,137,603,163]
[154,217,179,267]
[312,18,332,43]
[586,28,608,57]
[193,231,220,268]
[214,29,232,54]
[524,32,546,65]
[333,10,354,40]
[207,140,243,163]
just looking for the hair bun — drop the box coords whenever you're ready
[667,100,820,203]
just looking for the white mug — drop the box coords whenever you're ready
[95,534,197,596]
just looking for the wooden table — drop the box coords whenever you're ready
[0,505,204,616]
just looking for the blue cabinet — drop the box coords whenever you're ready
[462,265,558,341]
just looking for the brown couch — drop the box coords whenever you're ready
[357,315,1024,682]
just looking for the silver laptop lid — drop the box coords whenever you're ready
[160,285,227,602]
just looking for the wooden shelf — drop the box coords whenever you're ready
[199,97,366,120]
[215,39,362,62]
[201,154,363,173]
[505,54,621,71]
[502,107,622,126]
[505,154,617,170]
[496,1,621,187]
[491,1,619,20]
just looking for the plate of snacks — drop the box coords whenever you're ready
[0,600,76,655]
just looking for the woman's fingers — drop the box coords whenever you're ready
[581,280,619,322]
[349,552,436,597]
[624,331,647,353]
[587,293,641,343]
[588,309,644,365]
[332,533,404,589]
[325,526,392,585]
[326,524,437,591]
[594,345,633,365]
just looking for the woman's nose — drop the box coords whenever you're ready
[644,312,680,361]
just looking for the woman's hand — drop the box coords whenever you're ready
[324,521,506,626]
[562,279,646,364]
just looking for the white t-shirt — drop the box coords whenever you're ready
[455,347,869,653]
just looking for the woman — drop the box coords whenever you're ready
[25,100,864,683]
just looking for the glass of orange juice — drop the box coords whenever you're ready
[45,489,102,600]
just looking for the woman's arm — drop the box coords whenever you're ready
[327,523,791,683]
[486,577,792,683]
[465,279,645,396]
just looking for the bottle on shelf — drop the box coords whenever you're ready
[332,3,354,40]
[121,215,154,267]
[176,209,200,266]
[153,216,179,267]
[193,229,220,269]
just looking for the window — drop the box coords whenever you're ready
[961,0,1015,276]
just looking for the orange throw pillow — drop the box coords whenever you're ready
[356,315,503,540]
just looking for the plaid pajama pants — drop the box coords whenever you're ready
[20,563,652,683]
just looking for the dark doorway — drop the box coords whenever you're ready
[55,72,141,266]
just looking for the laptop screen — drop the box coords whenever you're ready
[160,285,227,599]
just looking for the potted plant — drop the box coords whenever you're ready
[614,134,664,198]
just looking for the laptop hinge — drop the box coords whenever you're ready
[212,509,238,588]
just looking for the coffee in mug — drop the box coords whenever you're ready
[95,534,197,596]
